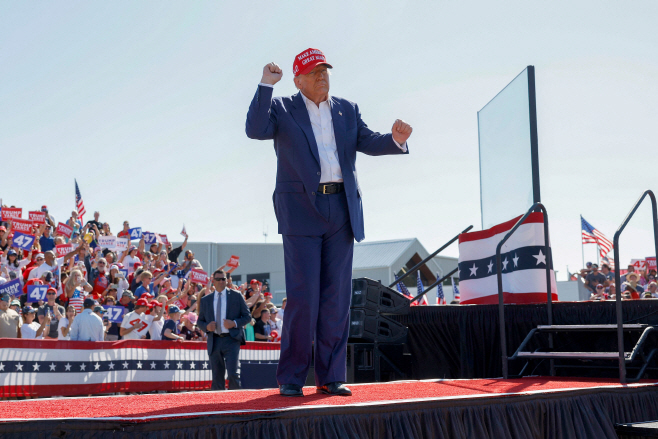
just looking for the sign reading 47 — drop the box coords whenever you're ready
[11,232,35,250]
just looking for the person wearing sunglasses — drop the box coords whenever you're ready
[197,269,251,391]
[37,287,66,339]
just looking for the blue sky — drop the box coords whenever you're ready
[1,1,657,279]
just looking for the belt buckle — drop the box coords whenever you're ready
[322,184,330,195]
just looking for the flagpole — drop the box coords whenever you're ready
[580,215,585,269]
[597,244,600,265]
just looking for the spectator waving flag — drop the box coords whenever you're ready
[436,276,446,304]
[581,216,613,258]
[415,271,428,306]
[451,277,461,302]
[75,179,86,221]
[181,225,188,238]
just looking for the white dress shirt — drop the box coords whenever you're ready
[213,288,229,334]
[258,83,406,183]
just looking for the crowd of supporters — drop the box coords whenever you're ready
[579,261,658,300]
[0,207,285,343]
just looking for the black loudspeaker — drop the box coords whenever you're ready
[349,308,408,344]
[346,343,412,383]
[351,278,410,315]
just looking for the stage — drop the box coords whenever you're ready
[395,299,658,380]
[1,377,657,438]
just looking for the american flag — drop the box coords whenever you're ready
[601,255,616,271]
[581,216,613,258]
[451,276,461,302]
[436,273,446,304]
[416,271,428,306]
[75,179,86,221]
[394,273,415,302]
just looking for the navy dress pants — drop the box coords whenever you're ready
[277,191,354,387]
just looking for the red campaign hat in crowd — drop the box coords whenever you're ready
[0,226,6,232]
[264,292,272,297]
[250,279,259,284]
[150,300,162,308]
[133,262,141,268]
[292,48,332,77]
[135,298,150,308]
[47,287,57,294]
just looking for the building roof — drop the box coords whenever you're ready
[353,238,417,270]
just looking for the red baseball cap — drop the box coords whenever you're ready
[250,279,259,284]
[293,48,332,77]
[136,298,150,308]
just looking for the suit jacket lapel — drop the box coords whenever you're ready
[290,92,321,168]
[330,97,347,168]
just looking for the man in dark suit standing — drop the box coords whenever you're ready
[246,48,412,397]
[197,269,252,390]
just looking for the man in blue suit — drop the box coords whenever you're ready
[246,48,412,397]
[197,269,252,390]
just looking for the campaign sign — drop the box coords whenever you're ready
[646,257,657,270]
[29,211,46,225]
[173,299,186,310]
[1,207,22,221]
[631,259,647,270]
[226,255,240,269]
[189,269,208,284]
[119,269,129,279]
[0,279,22,298]
[11,232,35,250]
[158,234,169,246]
[11,218,33,234]
[27,284,48,302]
[115,237,128,252]
[55,243,75,258]
[98,235,117,249]
[143,232,157,244]
[56,222,73,238]
[104,305,126,323]
[128,227,142,241]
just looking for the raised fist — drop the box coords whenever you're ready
[261,62,283,85]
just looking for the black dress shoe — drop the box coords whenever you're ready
[316,382,352,396]
[279,384,303,397]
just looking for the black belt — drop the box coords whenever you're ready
[217,333,230,338]
[317,182,344,194]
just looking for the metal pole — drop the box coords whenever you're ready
[581,216,585,270]
[389,225,473,288]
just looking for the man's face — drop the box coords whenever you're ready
[47,290,57,304]
[35,255,45,266]
[650,284,657,292]
[0,297,9,311]
[212,272,227,290]
[44,252,55,265]
[294,65,330,99]
[261,311,270,322]
[43,228,51,237]
[94,212,99,220]
[628,266,635,273]
[186,251,194,260]
[123,221,129,231]
[142,275,152,285]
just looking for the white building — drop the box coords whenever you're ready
[170,238,460,305]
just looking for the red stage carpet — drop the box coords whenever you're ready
[0,377,656,422]
[3,377,658,438]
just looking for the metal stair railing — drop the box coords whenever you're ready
[497,203,553,379]
[613,190,658,383]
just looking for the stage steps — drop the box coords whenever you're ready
[510,324,658,382]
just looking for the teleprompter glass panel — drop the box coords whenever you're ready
[478,68,534,229]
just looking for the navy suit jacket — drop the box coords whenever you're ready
[246,85,409,242]
[197,289,252,354]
